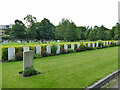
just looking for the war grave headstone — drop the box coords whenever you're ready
[8,47,15,60]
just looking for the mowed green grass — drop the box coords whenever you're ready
[2,47,118,88]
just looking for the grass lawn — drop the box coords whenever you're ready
[2,47,118,88]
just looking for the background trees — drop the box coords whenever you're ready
[36,18,55,40]
[9,20,26,39]
[4,15,119,41]
[55,18,76,41]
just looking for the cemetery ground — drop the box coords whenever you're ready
[2,47,118,88]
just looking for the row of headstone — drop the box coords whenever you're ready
[8,47,30,60]
[3,40,8,44]
[7,41,118,60]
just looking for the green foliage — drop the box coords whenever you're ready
[29,46,36,53]
[68,48,75,53]
[11,19,26,39]
[2,47,8,61]
[51,44,57,55]
[98,41,102,47]
[55,18,76,41]
[1,35,12,40]
[36,18,55,40]
[23,67,38,77]
[15,50,23,61]
[61,49,67,54]
[75,48,81,52]
[33,54,41,59]
[80,43,86,51]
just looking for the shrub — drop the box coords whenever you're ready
[60,44,64,50]
[86,47,93,50]
[41,51,48,57]
[98,41,102,47]
[23,67,38,77]
[74,44,77,49]
[29,46,36,53]
[61,49,67,54]
[15,49,23,61]
[68,48,75,53]
[51,44,57,55]
[2,47,8,61]
[80,43,86,51]
[68,44,71,48]
[33,54,41,59]
[75,48,81,52]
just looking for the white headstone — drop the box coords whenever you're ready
[92,43,95,47]
[116,41,119,45]
[88,43,91,47]
[47,46,51,53]
[57,40,60,43]
[36,46,41,55]
[109,41,111,45]
[77,44,80,48]
[106,41,108,45]
[3,41,6,44]
[56,45,60,54]
[64,44,68,51]
[24,47,29,52]
[23,50,33,71]
[103,42,105,46]
[3,40,8,44]
[71,44,74,50]
[96,42,98,47]
[8,47,15,60]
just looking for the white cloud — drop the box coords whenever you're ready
[0,0,119,29]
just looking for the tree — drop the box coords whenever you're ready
[97,25,109,40]
[11,19,26,39]
[76,26,87,40]
[89,29,97,41]
[24,14,37,39]
[36,18,55,40]
[5,28,12,35]
[55,18,76,41]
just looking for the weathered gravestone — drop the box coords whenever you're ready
[36,46,41,55]
[71,44,74,50]
[77,44,80,48]
[92,43,95,47]
[23,47,29,52]
[23,50,33,71]
[8,47,15,60]
[56,45,60,54]
[47,46,51,53]
[64,44,68,52]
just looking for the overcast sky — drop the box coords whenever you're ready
[0,0,119,29]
